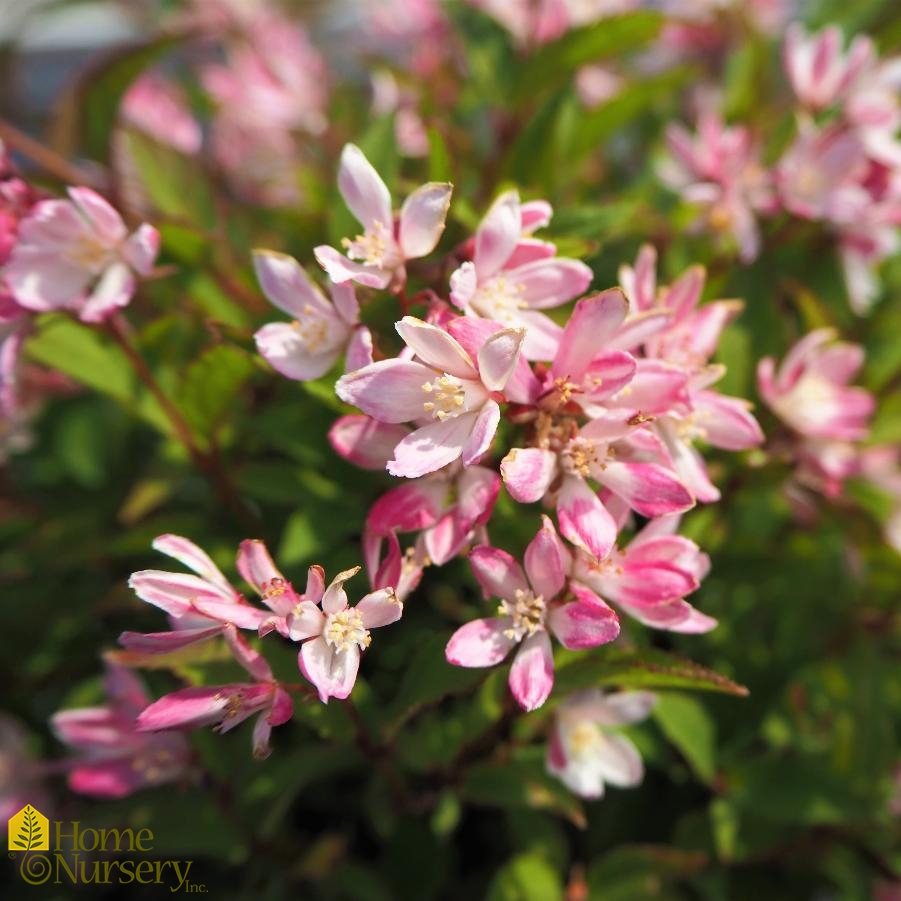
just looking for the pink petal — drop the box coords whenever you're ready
[137,686,233,730]
[395,317,475,378]
[367,480,446,534]
[524,515,570,600]
[152,534,232,591]
[253,250,332,319]
[501,447,558,503]
[337,143,392,231]
[474,190,521,278]
[558,476,617,560]
[398,182,453,258]
[255,322,340,381]
[329,415,410,469]
[445,618,516,667]
[123,224,160,275]
[128,570,234,616]
[594,733,644,787]
[117,626,223,653]
[508,631,554,711]
[693,391,764,450]
[286,600,326,641]
[223,625,273,682]
[596,461,694,517]
[514,258,594,309]
[336,358,438,423]
[548,598,620,650]
[461,400,500,466]
[314,245,392,289]
[237,539,285,595]
[387,412,478,478]
[456,465,501,528]
[469,545,528,600]
[322,567,361,614]
[299,636,361,703]
[345,325,374,371]
[357,588,404,628]
[79,262,135,322]
[68,187,127,245]
[477,327,525,391]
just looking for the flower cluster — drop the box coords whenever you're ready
[254,145,760,720]
[759,329,901,551]
[660,25,901,311]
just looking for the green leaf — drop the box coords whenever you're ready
[653,692,717,783]
[26,315,171,435]
[119,128,218,232]
[177,344,255,439]
[512,12,662,105]
[427,128,453,183]
[554,649,749,697]
[487,852,565,901]
[385,632,488,732]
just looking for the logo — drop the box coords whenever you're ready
[8,806,49,852]
[7,805,204,892]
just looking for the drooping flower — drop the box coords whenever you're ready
[547,689,656,798]
[52,664,191,797]
[446,517,620,711]
[315,144,452,290]
[449,190,593,359]
[336,316,525,478]
[136,627,293,759]
[5,187,159,323]
[286,567,403,703]
[253,250,372,381]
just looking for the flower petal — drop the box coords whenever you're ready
[524,515,570,600]
[508,631,554,711]
[357,588,403,629]
[387,412,478,478]
[469,545,528,600]
[446,618,516,667]
[477,327,525,392]
[336,358,439,423]
[557,476,617,560]
[337,143,392,231]
[399,182,453,258]
[501,447,558,503]
[300,637,361,703]
[395,317,475,377]
[548,598,620,650]
[474,190,521,278]
[329,415,410,469]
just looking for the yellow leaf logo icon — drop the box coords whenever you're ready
[8,805,49,852]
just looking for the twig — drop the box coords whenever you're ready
[0,119,100,188]
[106,313,259,530]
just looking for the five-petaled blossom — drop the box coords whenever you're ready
[5,187,159,322]
[286,566,403,703]
[336,316,525,478]
[547,690,656,799]
[446,517,620,711]
[315,143,452,290]
[254,250,372,381]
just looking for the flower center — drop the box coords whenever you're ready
[499,588,546,641]
[561,437,612,477]
[290,305,333,352]
[342,220,396,267]
[65,235,113,272]
[471,276,527,323]
[422,373,467,421]
[568,722,604,758]
[324,608,371,653]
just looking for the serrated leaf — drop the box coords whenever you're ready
[554,649,749,697]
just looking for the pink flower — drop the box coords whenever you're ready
[757,329,874,442]
[287,567,403,703]
[52,664,191,797]
[783,25,873,111]
[119,74,202,154]
[336,316,525,478]
[253,250,372,381]
[446,517,620,711]
[502,413,694,560]
[574,513,716,632]
[449,190,593,359]
[546,689,655,798]
[122,534,271,656]
[315,144,452,291]
[137,627,293,759]
[5,187,159,323]
[660,109,775,262]
[0,716,51,822]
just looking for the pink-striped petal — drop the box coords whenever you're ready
[445,618,516,667]
[508,631,554,711]
[557,476,617,560]
[469,545,528,600]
